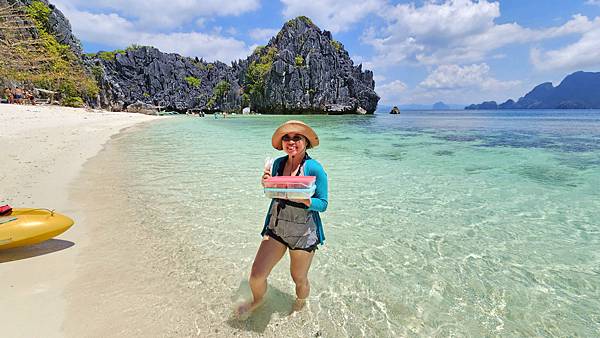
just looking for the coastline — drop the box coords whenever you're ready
[0,104,163,338]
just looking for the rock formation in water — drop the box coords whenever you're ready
[465,101,498,110]
[86,47,243,112]
[389,106,400,114]
[432,101,450,110]
[466,71,600,109]
[88,16,379,114]
[241,16,379,114]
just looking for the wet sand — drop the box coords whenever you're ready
[0,104,162,337]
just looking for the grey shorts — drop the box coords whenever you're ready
[265,228,318,252]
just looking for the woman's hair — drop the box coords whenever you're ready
[304,135,312,149]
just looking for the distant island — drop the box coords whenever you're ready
[466,71,600,109]
[432,101,450,110]
[0,1,379,114]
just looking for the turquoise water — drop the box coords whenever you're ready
[99,111,600,336]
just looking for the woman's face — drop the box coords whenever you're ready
[281,133,307,157]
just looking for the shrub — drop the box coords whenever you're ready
[91,65,103,79]
[17,1,99,101]
[242,93,250,107]
[330,40,342,52]
[253,46,265,54]
[245,46,277,100]
[298,16,314,26]
[98,49,126,61]
[185,76,201,88]
[206,97,215,109]
[213,80,230,99]
[295,55,304,67]
[62,96,84,107]
[126,44,146,51]
[26,1,51,29]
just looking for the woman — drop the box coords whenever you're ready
[237,120,328,317]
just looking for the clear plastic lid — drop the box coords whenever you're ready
[264,186,316,199]
[263,176,316,189]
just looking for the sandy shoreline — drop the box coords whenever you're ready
[0,104,163,338]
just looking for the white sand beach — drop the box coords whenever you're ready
[0,104,162,338]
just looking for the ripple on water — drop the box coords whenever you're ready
[512,164,580,187]
[84,113,600,336]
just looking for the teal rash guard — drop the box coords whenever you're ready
[261,154,329,245]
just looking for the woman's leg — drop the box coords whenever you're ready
[289,249,315,310]
[239,236,286,315]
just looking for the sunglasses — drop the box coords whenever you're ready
[282,134,304,142]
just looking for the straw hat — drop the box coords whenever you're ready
[271,120,319,150]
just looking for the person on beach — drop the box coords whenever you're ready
[4,87,13,104]
[236,120,328,317]
[14,87,24,104]
[25,90,35,105]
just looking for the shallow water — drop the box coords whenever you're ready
[74,111,600,336]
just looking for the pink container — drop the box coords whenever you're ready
[264,176,316,189]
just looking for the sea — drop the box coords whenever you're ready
[73,110,600,337]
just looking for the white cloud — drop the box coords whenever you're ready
[586,0,600,6]
[378,63,523,105]
[248,28,279,42]
[375,80,407,104]
[226,27,238,36]
[138,33,251,63]
[57,5,251,62]
[538,14,595,38]
[363,0,530,67]
[58,8,135,47]
[420,64,520,91]
[280,0,384,33]
[530,16,600,72]
[54,0,260,30]
[195,18,206,28]
[362,1,599,69]
[373,74,386,83]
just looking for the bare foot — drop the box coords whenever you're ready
[234,299,264,320]
[291,298,307,313]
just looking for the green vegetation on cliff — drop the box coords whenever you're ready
[0,1,98,105]
[245,46,277,101]
[92,44,145,61]
[330,40,342,52]
[185,76,201,88]
[206,80,230,109]
[97,49,126,61]
[214,80,230,99]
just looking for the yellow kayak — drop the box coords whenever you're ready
[0,208,74,250]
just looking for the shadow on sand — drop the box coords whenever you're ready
[226,280,296,334]
[0,239,75,263]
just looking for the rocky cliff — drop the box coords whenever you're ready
[89,16,379,114]
[242,16,378,114]
[87,47,243,112]
[466,71,600,109]
[4,0,82,54]
[0,0,97,106]
[2,1,379,114]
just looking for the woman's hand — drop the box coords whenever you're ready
[261,170,271,187]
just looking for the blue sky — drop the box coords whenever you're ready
[53,0,600,105]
